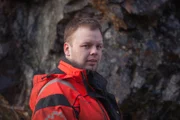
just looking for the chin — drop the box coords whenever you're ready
[85,66,97,71]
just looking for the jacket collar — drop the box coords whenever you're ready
[58,58,85,75]
[58,58,107,92]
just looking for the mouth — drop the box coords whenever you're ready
[87,59,97,62]
[86,59,98,65]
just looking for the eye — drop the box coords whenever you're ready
[82,44,90,49]
[97,45,103,50]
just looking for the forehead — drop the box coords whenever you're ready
[72,26,103,43]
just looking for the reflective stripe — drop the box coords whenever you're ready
[38,78,75,96]
[45,111,67,120]
[35,78,76,113]
[34,94,71,113]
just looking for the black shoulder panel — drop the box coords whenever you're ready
[34,94,71,113]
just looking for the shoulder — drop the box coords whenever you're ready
[38,77,76,99]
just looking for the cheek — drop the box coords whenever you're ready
[82,49,90,55]
[83,51,90,60]
[98,51,103,60]
[74,49,89,59]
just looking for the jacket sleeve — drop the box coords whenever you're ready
[31,80,77,120]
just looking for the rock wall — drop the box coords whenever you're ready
[0,0,180,119]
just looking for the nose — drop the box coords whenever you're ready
[90,46,98,56]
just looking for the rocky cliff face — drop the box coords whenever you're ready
[0,0,180,119]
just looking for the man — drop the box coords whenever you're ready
[29,16,122,120]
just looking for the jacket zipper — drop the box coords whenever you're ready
[96,99,108,120]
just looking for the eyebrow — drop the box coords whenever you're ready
[82,41,103,45]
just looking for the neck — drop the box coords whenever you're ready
[63,57,84,69]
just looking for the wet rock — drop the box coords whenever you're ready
[131,71,145,89]
[122,0,169,15]
[0,94,30,120]
[90,0,127,30]
[109,4,124,19]
[109,0,124,4]
[0,43,9,60]
[162,74,180,101]
[64,0,88,13]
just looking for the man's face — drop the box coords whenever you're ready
[64,26,103,71]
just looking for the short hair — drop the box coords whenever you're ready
[64,15,102,43]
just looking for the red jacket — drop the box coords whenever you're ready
[29,60,121,120]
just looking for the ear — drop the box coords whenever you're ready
[64,42,71,57]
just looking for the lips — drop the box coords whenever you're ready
[87,59,98,64]
[87,59,97,62]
